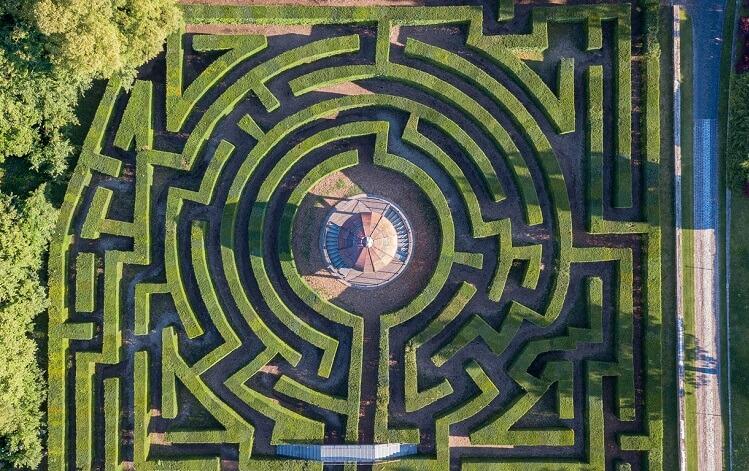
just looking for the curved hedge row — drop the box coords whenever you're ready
[48,1,665,469]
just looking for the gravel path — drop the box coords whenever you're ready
[688,0,726,467]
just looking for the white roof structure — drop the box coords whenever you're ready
[276,443,418,463]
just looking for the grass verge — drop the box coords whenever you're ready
[726,1,749,467]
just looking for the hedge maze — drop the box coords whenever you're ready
[48,1,668,469]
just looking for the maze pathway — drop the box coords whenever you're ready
[47,1,669,469]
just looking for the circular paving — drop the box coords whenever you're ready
[321,194,413,288]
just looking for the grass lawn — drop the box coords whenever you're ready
[723,0,744,467]
[728,192,749,469]
[677,8,700,470]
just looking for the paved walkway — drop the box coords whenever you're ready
[675,1,726,470]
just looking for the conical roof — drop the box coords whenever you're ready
[322,195,412,288]
[337,211,398,272]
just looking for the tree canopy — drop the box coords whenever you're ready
[32,0,183,84]
[0,20,79,176]
[0,188,56,469]
[0,0,181,467]
[0,0,183,175]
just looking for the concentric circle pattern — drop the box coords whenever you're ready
[47,2,668,470]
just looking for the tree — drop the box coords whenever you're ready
[0,15,82,176]
[0,0,182,467]
[31,0,183,83]
[0,0,182,174]
[0,187,57,469]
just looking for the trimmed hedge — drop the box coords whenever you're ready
[403,283,475,413]
[453,251,484,270]
[470,278,603,446]
[161,327,255,466]
[114,80,154,151]
[103,377,120,469]
[46,81,121,470]
[47,2,665,467]
[189,221,242,375]
[164,139,233,339]
[487,218,542,302]
[166,32,267,132]
[371,151,455,443]
[74,252,96,313]
[278,150,363,442]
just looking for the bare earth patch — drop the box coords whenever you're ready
[316,82,374,96]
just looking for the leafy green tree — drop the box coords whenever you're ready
[0,187,57,469]
[31,0,183,83]
[0,16,82,176]
[0,0,182,174]
[0,0,182,467]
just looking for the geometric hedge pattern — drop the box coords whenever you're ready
[47,1,667,469]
